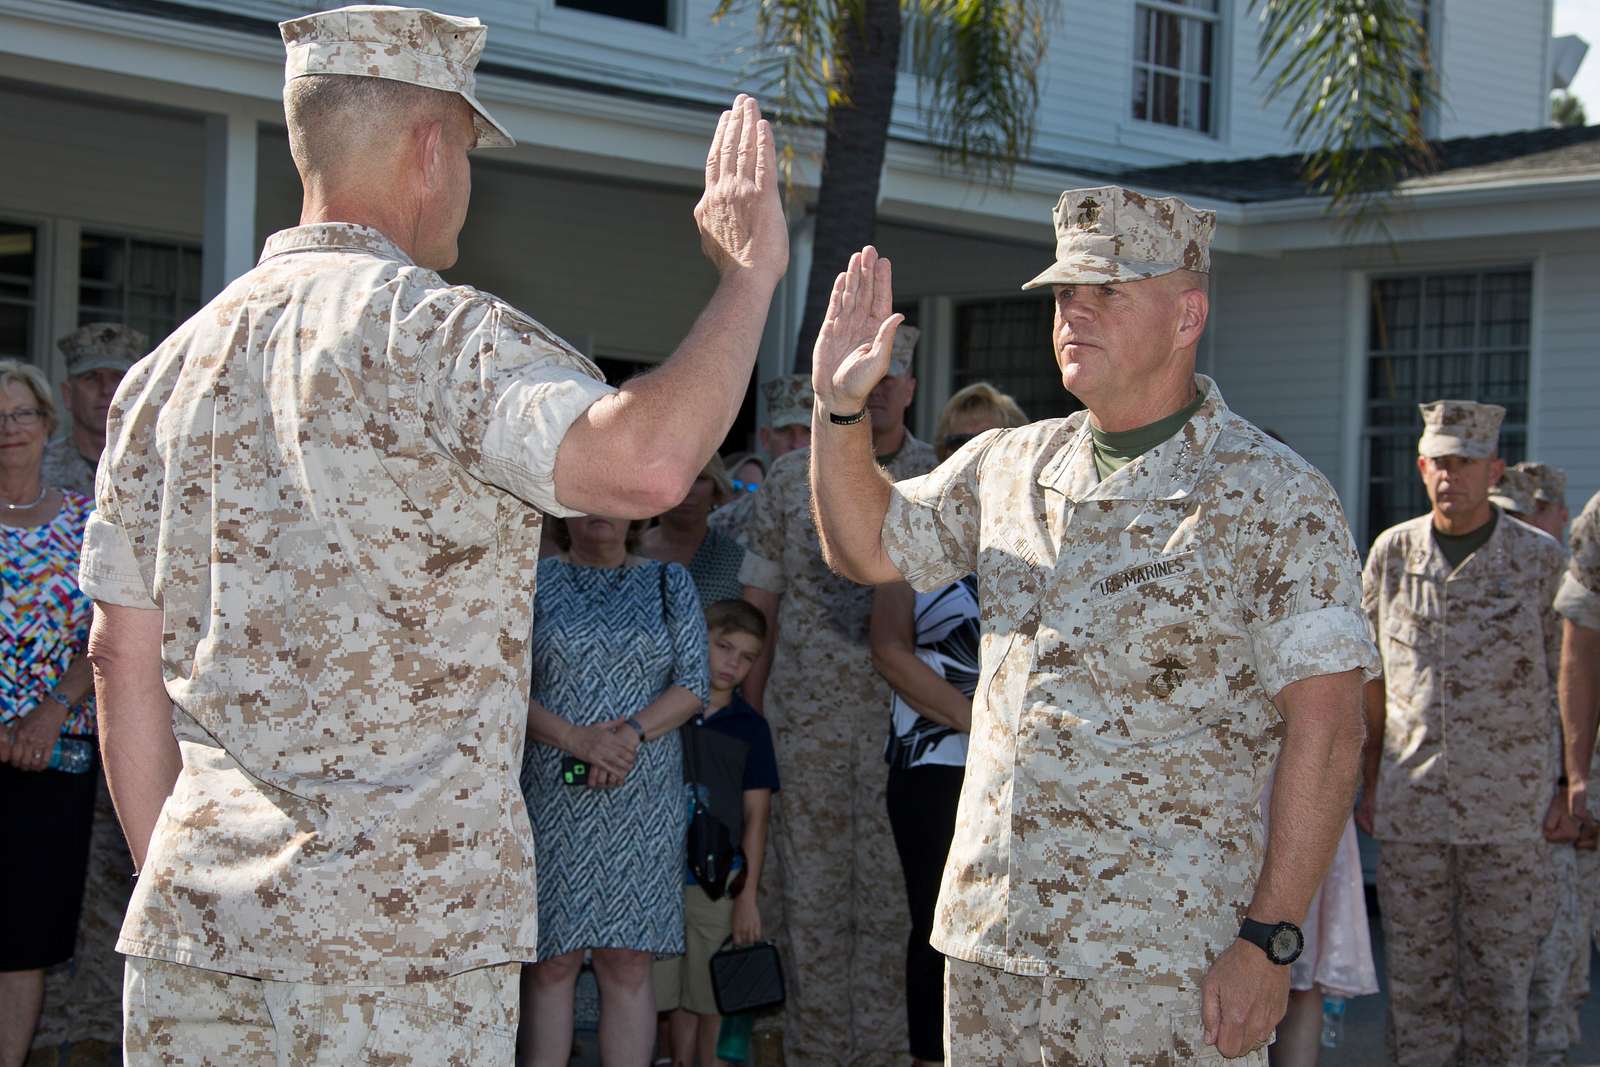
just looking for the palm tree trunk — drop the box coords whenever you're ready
[791,0,903,372]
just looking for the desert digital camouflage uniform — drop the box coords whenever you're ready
[75,9,615,1061]
[740,431,937,1066]
[1519,462,1569,510]
[123,956,519,1065]
[879,374,1377,1063]
[709,373,814,546]
[33,324,144,1058]
[1363,402,1566,1067]
[39,323,145,500]
[1562,491,1600,1041]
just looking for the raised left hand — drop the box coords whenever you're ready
[810,247,902,417]
[5,699,68,772]
[1200,938,1289,1059]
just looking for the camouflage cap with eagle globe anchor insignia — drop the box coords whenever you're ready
[1022,185,1215,290]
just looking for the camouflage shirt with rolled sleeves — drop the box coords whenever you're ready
[75,222,614,983]
[1362,511,1566,844]
[1556,491,1600,631]
[878,378,1378,987]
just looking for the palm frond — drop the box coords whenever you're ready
[905,0,1054,177]
[1249,0,1439,228]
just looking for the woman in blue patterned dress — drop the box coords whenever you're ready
[518,513,708,1067]
[638,453,747,607]
[0,361,99,1064]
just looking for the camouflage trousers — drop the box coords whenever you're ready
[123,957,518,1066]
[767,705,910,1066]
[1377,840,1557,1067]
[33,773,134,1050]
[943,957,1266,1066]
[1528,842,1582,1064]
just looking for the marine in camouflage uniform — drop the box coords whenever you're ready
[1560,491,1600,1041]
[739,334,935,1067]
[76,10,623,1063]
[812,189,1379,1065]
[33,324,143,1059]
[1362,401,1566,1067]
[708,374,813,547]
[1512,461,1587,1061]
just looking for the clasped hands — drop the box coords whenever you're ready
[567,718,641,789]
[0,697,69,773]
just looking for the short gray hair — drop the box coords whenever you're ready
[0,358,58,437]
[284,74,456,176]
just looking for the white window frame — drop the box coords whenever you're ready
[1130,0,1224,138]
[0,215,49,368]
[1356,262,1535,546]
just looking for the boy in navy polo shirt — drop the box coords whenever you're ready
[655,599,780,1067]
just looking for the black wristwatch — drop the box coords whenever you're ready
[1238,918,1303,965]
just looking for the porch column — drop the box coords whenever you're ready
[202,112,258,299]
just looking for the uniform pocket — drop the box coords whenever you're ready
[359,966,517,1066]
[1171,1011,1232,1061]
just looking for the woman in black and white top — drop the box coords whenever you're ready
[868,382,1027,1066]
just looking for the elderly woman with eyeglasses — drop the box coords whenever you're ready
[0,359,99,1064]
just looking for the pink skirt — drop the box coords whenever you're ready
[1261,777,1380,998]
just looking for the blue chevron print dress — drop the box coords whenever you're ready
[521,557,707,958]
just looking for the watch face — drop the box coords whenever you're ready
[1269,924,1303,964]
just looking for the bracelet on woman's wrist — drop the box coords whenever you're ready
[624,716,647,742]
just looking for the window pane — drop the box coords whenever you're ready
[1364,268,1531,546]
[1150,10,1181,70]
[0,225,35,282]
[1183,18,1212,75]
[953,298,1082,422]
[554,0,669,27]
[1150,72,1182,126]
[1421,275,1475,351]
[1370,277,1420,351]
[0,302,31,361]
[81,229,201,348]
[1132,67,1151,121]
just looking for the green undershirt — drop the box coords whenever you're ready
[1432,508,1498,572]
[1090,388,1208,481]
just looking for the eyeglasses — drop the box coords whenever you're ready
[730,479,761,494]
[0,409,46,429]
[942,433,978,453]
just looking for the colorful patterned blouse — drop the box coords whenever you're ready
[1,491,96,734]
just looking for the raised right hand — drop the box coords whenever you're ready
[811,246,902,417]
[570,722,636,779]
[694,95,788,285]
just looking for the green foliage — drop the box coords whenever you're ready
[716,0,1054,177]
[1249,0,1438,225]
[1552,90,1588,129]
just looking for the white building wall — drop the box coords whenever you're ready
[1208,251,1351,493]
[0,85,205,237]
[1210,230,1600,538]
[1434,0,1551,137]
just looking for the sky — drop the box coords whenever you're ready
[1554,0,1600,122]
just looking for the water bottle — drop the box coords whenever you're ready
[716,1012,753,1063]
[47,737,94,774]
[1320,995,1346,1048]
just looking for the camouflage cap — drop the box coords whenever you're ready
[1514,461,1567,504]
[1417,400,1504,460]
[761,374,814,430]
[56,322,147,376]
[1021,186,1215,290]
[888,324,921,378]
[1488,467,1537,516]
[280,6,513,149]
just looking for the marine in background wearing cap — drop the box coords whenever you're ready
[1492,460,1588,1066]
[737,328,936,1065]
[809,187,1376,1063]
[1559,489,1600,1024]
[1519,461,1572,541]
[1356,401,1569,1066]
[78,6,787,1063]
[707,373,814,547]
[39,323,144,498]
[29,324,145,1059]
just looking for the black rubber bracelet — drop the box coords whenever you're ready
[828,407,868,426]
